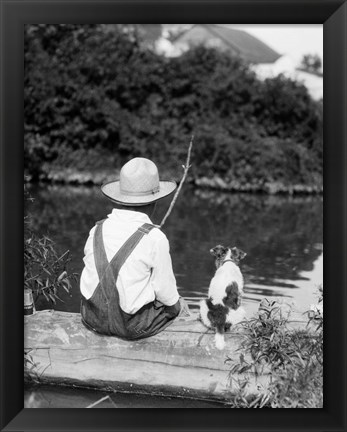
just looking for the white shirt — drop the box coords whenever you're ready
[80,209,179,314]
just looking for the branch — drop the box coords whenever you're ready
[159,135,194,228]
[86,395,112,409]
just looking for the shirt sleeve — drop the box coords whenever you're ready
[151,234,180,306]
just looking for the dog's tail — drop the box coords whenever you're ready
[214,323,226,350]
[204,299,228,350]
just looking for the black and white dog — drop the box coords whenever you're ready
[199,245,247,350]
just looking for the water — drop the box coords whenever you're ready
[26,183,323,316]
[24,384,227,408]
[25,184,323,408]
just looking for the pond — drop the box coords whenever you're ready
[26,183,323,317]
[24,384,227,408]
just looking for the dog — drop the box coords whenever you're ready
[199,245,247,350]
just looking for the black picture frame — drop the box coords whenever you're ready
[1,0,346,431]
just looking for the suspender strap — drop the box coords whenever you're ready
[93,220,108,281]
[106,223,155,278]
[93,221,156,300]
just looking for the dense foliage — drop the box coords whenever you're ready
[24,24,323,191]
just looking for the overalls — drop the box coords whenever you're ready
[80,220,178,340]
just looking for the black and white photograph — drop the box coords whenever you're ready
[24,23,324,409]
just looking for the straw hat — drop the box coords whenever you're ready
[101,158,177,206]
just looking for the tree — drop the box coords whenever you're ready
[299,54,323,76]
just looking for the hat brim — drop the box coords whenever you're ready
[101,179,177,206]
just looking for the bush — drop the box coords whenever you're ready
[24,25,323,188]
[226,291,323,408]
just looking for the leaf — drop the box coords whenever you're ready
[260,394,270,408]
[54,293,64,302]
[239,365,252,374]
[57,250,70,261]
[62,284,70,293]
[48,293,56,304]
[58,271,67,281]
[249,395,262,408]
[293,351,306,367]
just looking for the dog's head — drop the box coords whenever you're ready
[210,244,246,268]
[210,244,228,261]
[229,247,247,265]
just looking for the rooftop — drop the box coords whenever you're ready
[171,24,281,64]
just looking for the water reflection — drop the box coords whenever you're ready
[26,184,323,315]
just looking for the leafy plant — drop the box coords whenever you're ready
[226,292,323,408]
[24,187,77,304]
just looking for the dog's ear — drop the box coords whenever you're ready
[231,247,247,262]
